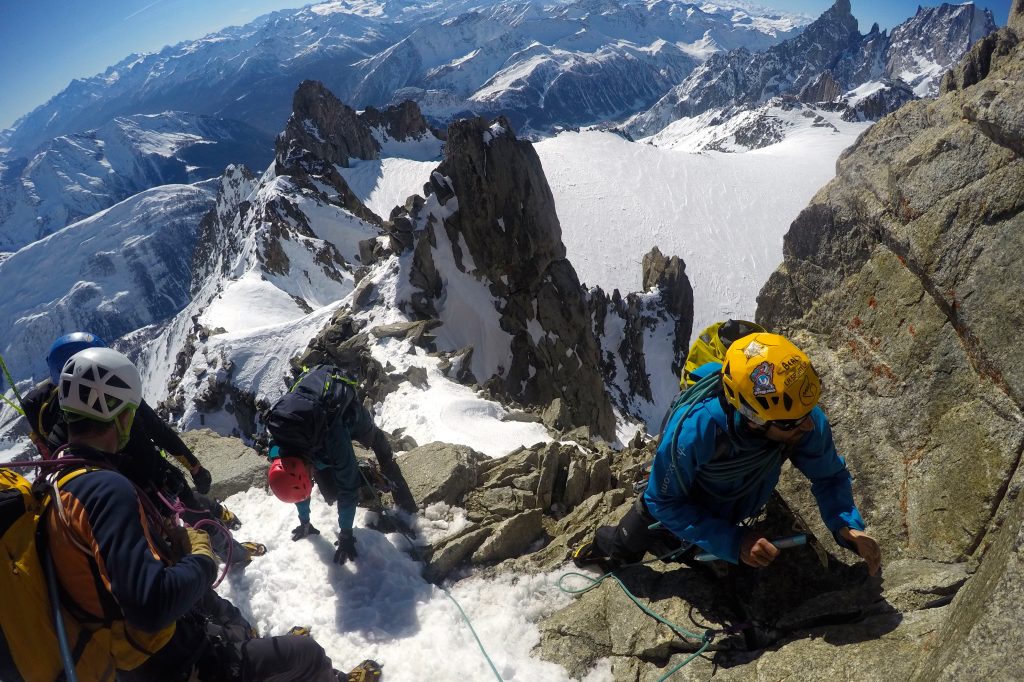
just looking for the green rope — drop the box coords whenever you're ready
[358,465,504,681]
[0,354,26,416]
[1,393,24,416]
[440,587,504,681]
[557,553,716,680]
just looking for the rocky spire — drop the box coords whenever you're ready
[274,81,381,226]
[396,117,617,439]
[276,80,378,168]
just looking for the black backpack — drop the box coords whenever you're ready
[266,366,356,455]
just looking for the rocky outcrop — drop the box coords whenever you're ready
[388,117,618,439]
[799,72,843,104]
[360,99,440,142]
[395,437,640,582]
[277,80,379,169]
[752,11,1024,678]
[590,247,693,417]
[179,428,267,500]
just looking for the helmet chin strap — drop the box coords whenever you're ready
[114,408,137,451]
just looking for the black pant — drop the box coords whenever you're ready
[238,636,336,682]
[594,494,691,564]
[120,593,336,682]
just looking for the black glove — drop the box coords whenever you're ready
[291,522,321,541]
[192,466,212,495]
[333,531,358,565]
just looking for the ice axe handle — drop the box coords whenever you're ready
[695,534,807,562]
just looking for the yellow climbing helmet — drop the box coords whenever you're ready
[682,319,766,387]
[721,333,821,424]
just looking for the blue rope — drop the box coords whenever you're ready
[359,465,504,681]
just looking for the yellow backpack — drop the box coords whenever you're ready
[681,319,766,387]
[0,467,115,682]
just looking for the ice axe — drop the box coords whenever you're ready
[694,534,807,562]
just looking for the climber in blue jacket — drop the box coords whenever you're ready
[575,333,881,574]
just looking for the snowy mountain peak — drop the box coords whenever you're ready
[627,0,998,139]
[886,2,998,96]
[3,0,808,158]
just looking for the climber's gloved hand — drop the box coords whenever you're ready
[169,526,217,578]
[291,521,321,542]
[333,530,358,565]
[191,465,213,495]
[186,528,216,566]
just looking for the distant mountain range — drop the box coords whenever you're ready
[627,0,996,140]
[0,0,1001,432]
[0,0,806,156]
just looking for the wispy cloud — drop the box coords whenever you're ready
[123,0,166,22]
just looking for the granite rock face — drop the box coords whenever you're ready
[753,12,1024,679]
[179,428,267,500]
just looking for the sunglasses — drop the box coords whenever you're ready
[768,414,811,431]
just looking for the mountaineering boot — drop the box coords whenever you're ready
[241,541,267,557]
[219,504,243,530]
[344,659,382,681]
[571,539,611,569]
[287,625,312,636]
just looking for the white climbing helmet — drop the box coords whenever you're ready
[58,347,142,422]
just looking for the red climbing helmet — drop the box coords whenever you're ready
[268,456,312,504]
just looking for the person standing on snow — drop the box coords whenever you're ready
[21,332,264,568]
[266,364,417,565]
[573,332,881,575]
[45,347,343,681]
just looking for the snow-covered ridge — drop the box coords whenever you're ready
[0,183,215,427]
[0,112,272,251]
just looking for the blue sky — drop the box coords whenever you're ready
[0,0,1015,130]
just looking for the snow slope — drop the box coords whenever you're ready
[338,157,439,218]
[218,486,609,681]
[535,123,868,337]
[334,121,870,342]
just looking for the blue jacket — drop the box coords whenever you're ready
[645,369,865,564]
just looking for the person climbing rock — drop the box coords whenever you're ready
[22,332,263,568]
[574,332,881,575]
[266,364,417,565]
[44,347,341,681]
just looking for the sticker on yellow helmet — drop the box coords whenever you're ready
[750,361,777,396]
